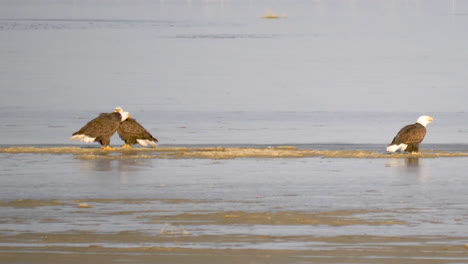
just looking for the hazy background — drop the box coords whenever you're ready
[0,0,467,145]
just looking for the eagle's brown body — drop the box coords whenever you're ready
[72,112,123,147]
[117,118,158,147]
[389,123,426,153]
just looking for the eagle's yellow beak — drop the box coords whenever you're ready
[428,116,434,122]
[128,113,132,118]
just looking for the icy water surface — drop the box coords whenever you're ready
[1,0,468,263]
[1,0,468,113]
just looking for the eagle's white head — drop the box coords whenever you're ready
[120,111,130,121]
[114,107,130,121]
[416,115,434,127]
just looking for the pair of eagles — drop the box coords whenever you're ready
[71,107,157,150]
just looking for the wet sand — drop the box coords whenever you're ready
[1,199,468,263]
[2,239,467,264]
[1,233,468,264]
[2,145,468,159]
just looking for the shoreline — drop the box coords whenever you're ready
[1,231,468,263]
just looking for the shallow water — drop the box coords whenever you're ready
[1,151,468,251]
[1,0,468,262]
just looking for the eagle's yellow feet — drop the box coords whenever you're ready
[101,146,116,150]
[121,144,133,149]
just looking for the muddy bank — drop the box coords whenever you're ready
[0,199,405,227]
[1,198,467,263]
[1,232,468,264]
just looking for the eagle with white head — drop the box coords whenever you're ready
[114,107,158,148]
[386,115,434,154]
[71,107,130,150]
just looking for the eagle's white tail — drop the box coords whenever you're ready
[147,141,158,148]
[137,139,158,148]
[71,135,96,143]
[386,144,407,152]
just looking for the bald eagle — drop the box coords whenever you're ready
[114,107,158,148]
[117,118,158,148]
[71,110,129,150]
[386,115,434,153]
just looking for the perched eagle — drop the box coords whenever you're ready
[386,115,434,153]
[71,109,130,150]
[114,108,158,148]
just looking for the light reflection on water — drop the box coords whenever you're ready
[386,157,432,183]
[1,0,468,254]
[75,153,153,173]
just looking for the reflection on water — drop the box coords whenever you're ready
[404,157,419,167]
[385,158,420,169]
[385,158,429,182]
[75,154,152,173]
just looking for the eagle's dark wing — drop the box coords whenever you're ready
[71,112,122,146]
[117,118,158,147]
[391,123,426,145]
[73,113,121,138]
